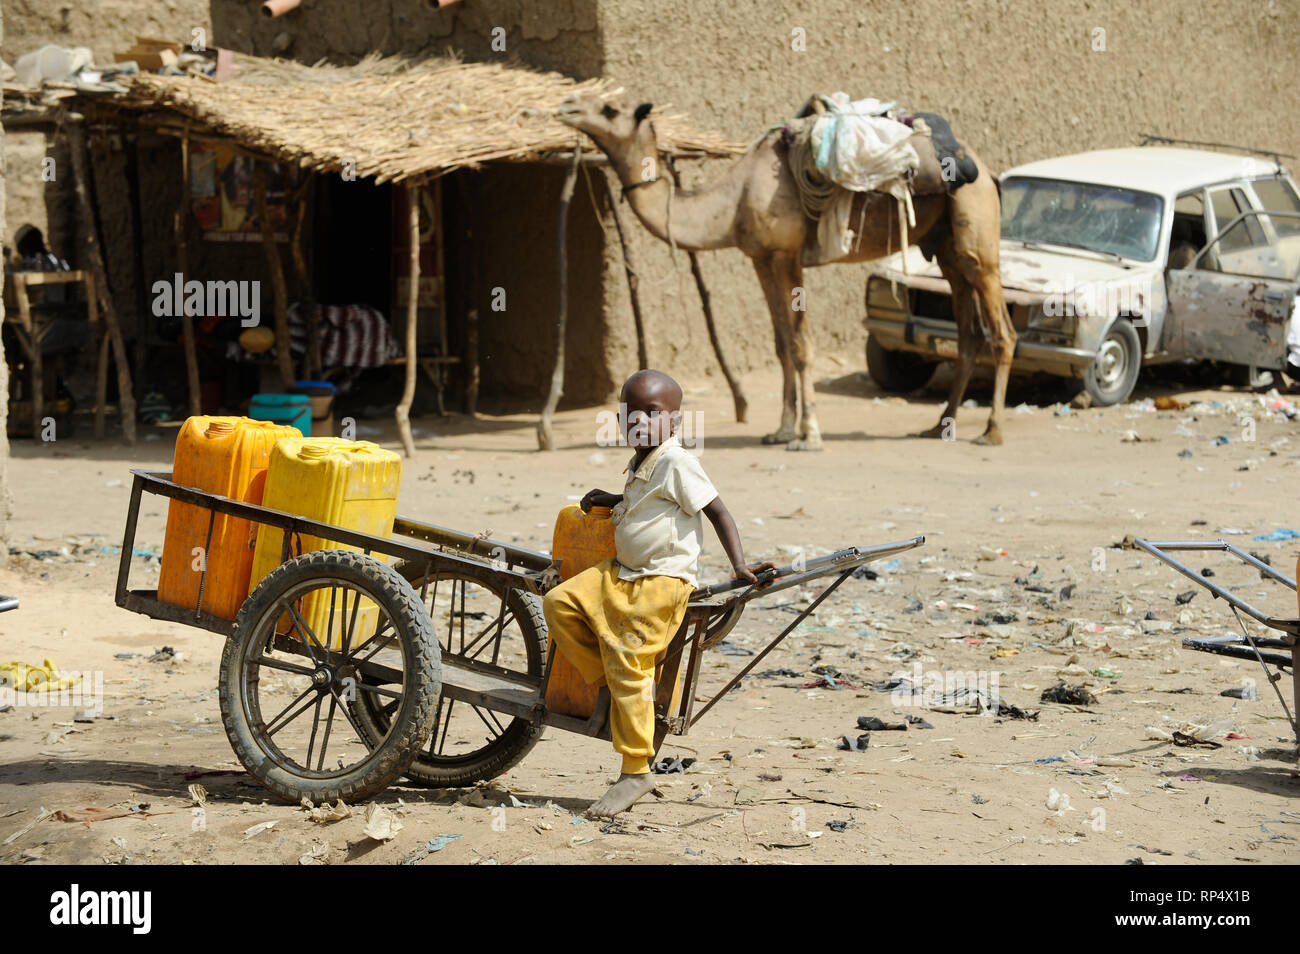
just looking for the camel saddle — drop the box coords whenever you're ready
[907,111,980,195]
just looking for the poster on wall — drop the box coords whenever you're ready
[192,142,294,241]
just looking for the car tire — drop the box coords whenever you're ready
[866,336,936,393]
[1084,320,1142,407]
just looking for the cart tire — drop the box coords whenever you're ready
[219,550,441,804]
[350,558,547,788]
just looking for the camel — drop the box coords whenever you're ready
[556,92,1016,448]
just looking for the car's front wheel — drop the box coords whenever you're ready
[1084,320,1142,406]
[866,336,936,393]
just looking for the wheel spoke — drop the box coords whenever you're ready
[264,687,319,738]
[283,599,327,661]
[315,693,338,772]
[250,656,315,678]
[469,703,506,740]
[355,680,403,701]
[305,695,324,768]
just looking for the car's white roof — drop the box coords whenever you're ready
[1001,147,1285,198]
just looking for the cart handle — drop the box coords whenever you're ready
[693,537,925,602]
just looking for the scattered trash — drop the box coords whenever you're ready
[242,820,277,840]
[1174,591,1196,605]
[907,715,934,729]
[1040,683,1096,706]
[1172,732,1222,749]
[1200,567,1215,577]
[851,566,878,580]
[1091,668,1123,679]
[651,757,696,774]
[856,716,906,731]
[0,659,82,691]
[298,841,331,866]
[1212,436,1231,446]
[1178,449,1194,459]
[1046,788,1076,812]
[401,833,462,864]
[362,803,403,842]
[148,646,182,663]
[1155,396,1189,411]
[838,734,871,752]
[1220,686,1258,701]
[187,784,208,807]
[827,820,850,832]
[714,641,754,656]
[1253,528,1299,541]
[993,701,1040,721]
[301,798,351,824]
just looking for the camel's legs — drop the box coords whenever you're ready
[969,269,1015,446]
[753,255,800,445]
[948,173,1016,445]
[921,248,978,440]
[777,254,821,450]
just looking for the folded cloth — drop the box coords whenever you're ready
[288,303,401,369]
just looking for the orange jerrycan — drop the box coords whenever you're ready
[248,438,402,651]
[546,504,686,719]
[158,416,302,620]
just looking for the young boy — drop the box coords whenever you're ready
[543,369,774,817]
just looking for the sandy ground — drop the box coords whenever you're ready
[1,365,1298,866]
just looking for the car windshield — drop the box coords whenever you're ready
[1001,177,1165,262]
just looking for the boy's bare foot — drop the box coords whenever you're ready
[587,773,657,817]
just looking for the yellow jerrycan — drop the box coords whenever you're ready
[158,416,302,620]
[247,437,402,651]
[546,504,685,719]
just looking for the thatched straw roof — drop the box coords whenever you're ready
[103,52,743,183]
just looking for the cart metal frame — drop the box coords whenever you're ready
[116,469,923,760]
[1134,538,1298,739]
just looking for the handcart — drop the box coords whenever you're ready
[115,468,924,803]
[1134,538,1298,742]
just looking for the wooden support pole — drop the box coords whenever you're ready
[254,163,295,391]
[601,167,649,369]
[289,172,320,377]
[454,174,480,417]
[174,131,202,416]
[667,157,748,423]
[537,149,582,452]
[395,183,422,458]
[68,123,138,444]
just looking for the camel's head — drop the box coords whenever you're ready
[555,91,655,153]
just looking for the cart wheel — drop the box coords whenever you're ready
[219,550,441,804]
[350,558,547,787]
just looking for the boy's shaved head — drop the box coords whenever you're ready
[621,369,682,411]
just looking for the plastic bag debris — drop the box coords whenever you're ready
[652,757,696,774]
[1040,683,1097,705]
[362,803,403,841]
[1220,685,1258,701]
[857,716,906,731]
[298,841,331,865]
[838,733,871,752]
[242,821,276,839]
[0,659,82,691]
[1253,528,1300,541]
[301,798,351,824]
[401,833,462,865]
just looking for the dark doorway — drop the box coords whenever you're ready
[313,176,392,313]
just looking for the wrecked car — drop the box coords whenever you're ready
[864,146,1300,404]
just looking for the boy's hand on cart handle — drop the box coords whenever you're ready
[580,490,623,513]
[733,561,779,589]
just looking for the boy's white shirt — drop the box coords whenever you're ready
[610,433,718,587]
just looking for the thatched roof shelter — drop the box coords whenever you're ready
[94,52,743,183]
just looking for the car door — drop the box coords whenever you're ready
[1165,210,1300,368]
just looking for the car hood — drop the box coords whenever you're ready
[877,242,1155,294]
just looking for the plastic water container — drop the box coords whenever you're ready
[249,393,312,436]
[546,503,684,719]
[248,438,402,650]
[157,416,303,620]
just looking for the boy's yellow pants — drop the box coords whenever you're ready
[542,559,693,775]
